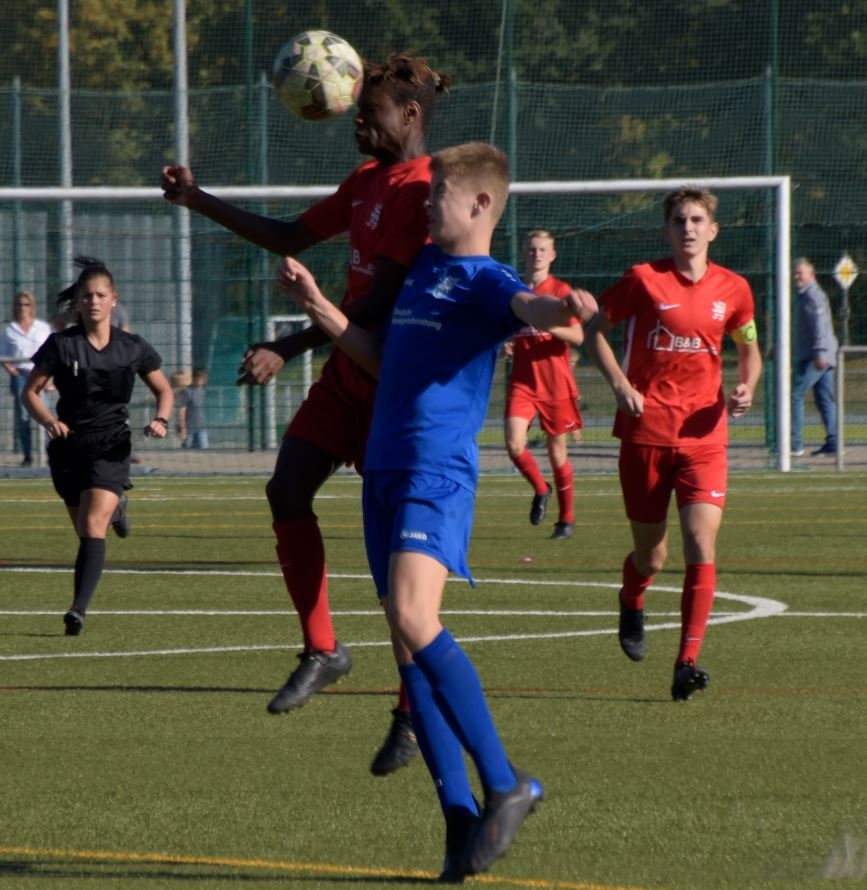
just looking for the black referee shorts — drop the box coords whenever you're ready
[47,427,132,507]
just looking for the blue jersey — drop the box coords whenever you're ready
[365,244,528,488]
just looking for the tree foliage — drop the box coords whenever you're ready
[2,0,866,91]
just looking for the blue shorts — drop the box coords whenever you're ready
[362,469,476,598]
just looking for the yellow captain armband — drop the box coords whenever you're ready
[730,319,758,344]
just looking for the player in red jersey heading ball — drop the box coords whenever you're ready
[161,53,451,771]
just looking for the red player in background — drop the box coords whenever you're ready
[504,229,585,539]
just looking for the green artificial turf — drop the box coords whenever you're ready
[1,471,865,889]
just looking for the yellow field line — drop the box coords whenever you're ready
[0,844,652,889]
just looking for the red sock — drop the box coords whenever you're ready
[552,461,574,523]
[677,563,716,665]
[397,682,410,713]
[511,448,548,495]
[620,552,654,610]
[273,516,335,653]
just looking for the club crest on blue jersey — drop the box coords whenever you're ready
[432,276,457,302]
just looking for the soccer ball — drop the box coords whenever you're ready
[272,30,363,121]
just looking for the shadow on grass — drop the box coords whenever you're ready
[0,861,436,884]
[0,560,277,571]
[2,684,666,705]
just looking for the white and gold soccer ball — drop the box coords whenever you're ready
[272,30,363,121]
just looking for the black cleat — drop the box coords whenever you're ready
[550,521,573,540]
[266,642,352,714]
[64,609,85,636]
[465,768,543,876]
[671,659,710,701]
[810,443,837,456]
[529,484,552,526]
[618,598,646,662]
[111,493,131,539]
[371,707,418,776]
[437,807,480,884]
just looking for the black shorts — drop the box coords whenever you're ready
[47,427,132,507]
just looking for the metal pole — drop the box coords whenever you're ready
[173,0,193,372]
[839,284,851,346]
[835,350,844,471]
[775,178,792,472]
[505,0,518,268]
[12,76,23,291]
[57,0,73,279]
[258,71,275,449]
[243,0,258,452]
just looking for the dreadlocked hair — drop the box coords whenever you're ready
[56,255,116,316]
[363,53,452,133]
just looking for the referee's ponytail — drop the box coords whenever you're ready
[56,255,116,318]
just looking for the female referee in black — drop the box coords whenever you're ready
[23,257,174,636]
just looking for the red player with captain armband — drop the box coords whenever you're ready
[582,186,762,701]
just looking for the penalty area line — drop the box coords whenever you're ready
[0,844,651,890]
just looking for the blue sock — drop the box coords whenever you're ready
[399,662,478,817]
[412,628,516,794]
[398,664,478,815]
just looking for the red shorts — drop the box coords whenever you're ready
[285,358,377,471]
[505,390,583,437]
[618,441,728,524]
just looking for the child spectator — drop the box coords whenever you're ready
[177,367,209,449]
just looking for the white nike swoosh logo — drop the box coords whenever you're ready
[710,490,725,498]
[352,200,364,207]
[659,303,681,310]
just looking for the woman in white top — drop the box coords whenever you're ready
[2,290,52,466]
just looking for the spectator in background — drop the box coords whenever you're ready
[111,302,131,332]
[177,367,210,449]
[503,230,585,540]
[170,369,192,445]
[170,369,192,392]
[3,290,53,466]
[791,257,838,457]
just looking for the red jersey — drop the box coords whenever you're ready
[301,156,432,396]
[600,258,755,446]
[508,275,579,401]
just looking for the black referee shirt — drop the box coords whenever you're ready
[32,325,162,434]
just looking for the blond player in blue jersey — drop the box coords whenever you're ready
[274,142,597,881]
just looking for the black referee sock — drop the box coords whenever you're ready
[72,537,107,614]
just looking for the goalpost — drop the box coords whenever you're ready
[508,175,793,470]
[0,176,794,470]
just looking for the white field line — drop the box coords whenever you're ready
[0,567,790,662]
[1,567,861,664]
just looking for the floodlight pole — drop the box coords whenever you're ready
[173,0,193,372]
[57,0,73,280]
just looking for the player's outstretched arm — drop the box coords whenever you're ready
[275,258,382,378]
[511,286,598,333]
[161,164,321,257]
[236,256,410,384]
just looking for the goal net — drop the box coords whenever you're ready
[0,176,830,477]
